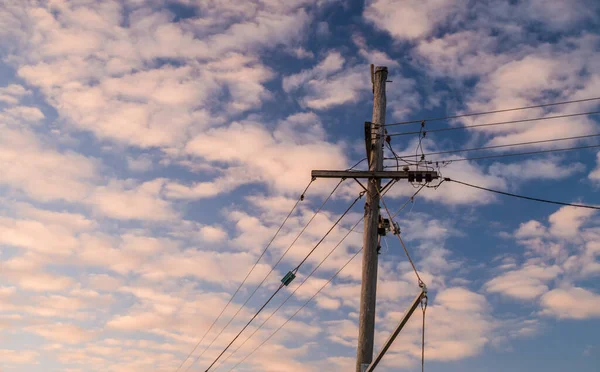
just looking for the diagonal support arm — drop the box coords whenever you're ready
[363,286,427,372]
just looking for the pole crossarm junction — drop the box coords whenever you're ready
[363,286,427,372]
[311,170,439,180]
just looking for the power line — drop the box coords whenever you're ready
[214,217,364,371]
[202,192,365,371]
[417,143,600,164]
[387,111,600,137]
[174,178,315,372]
[385,96,600,127]
[445,178,600,210]
[227,248,363,372]
[225,188,428,372]
[184,179,344,371]
[390,133,600,159]
[347,157,368,170]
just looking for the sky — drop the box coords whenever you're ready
[0,0,599,371]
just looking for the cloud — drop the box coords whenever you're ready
[514,220,547,238]
[364,286,496,367]
[283,51,371,110]
[126,154,153,173]
[364,0,465,40]
[28,323,95,344]
[488,158,585,182]
[485,264,562,300]
[548,206,596,238]
[0,349,39,364]
[0,127,97,202]
[6,1,315,151]
[199,225,228,242]
[87,179,177,221]
[0,84,31,105]
[0,216,81,256]
[540,287,600,319]
[353,34,399,67]
[182,112,348,196]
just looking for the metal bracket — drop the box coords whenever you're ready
[363,287,427,372]
[353,178,369,194]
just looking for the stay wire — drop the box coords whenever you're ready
[445,178,600,210]
[174,178,315,372]
[214,217,364,371]
[375,182,425,285]
[185,179,343,371]
[385,96,600,127]
[203,191,364,371]
[392,133,600,159]
[227,188,423,372]
[387,110,600,137]
[421,295,428,372]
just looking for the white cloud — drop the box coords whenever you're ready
[548,206,596,238]
[5,1,314,151]
[353,33,399,67]
[0,127,97,202]
[0,349,39,364]
[28,323,95,344]
[515,220,547,238]
[540,287,600,319]
[364,0,465,40]
[489,158,585,182]
[199,225,228,242]
[126,154,153,173]
[87,179,177,221]
[182,113,347,196]
[283,52,371,110]
[0,84,30,105]
[485,264,562,300]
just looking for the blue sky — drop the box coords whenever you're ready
[0,0,599,371]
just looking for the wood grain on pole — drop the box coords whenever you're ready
[356,66,387,372]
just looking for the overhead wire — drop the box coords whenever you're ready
[347,157,368,170]
[184,179,344,371]
[387,110,600,137]
[227,246,363,372]
[202,191,366,371]
[384,96,600,126]
[418,143,600,164]
[174,178,315,372]
[391,133,600,159]
[214,217,364,371]
[391,184,427,219]
[445,178,600,210]
[228,187,432,372]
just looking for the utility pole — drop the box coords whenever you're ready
[311,66,437,372]
[356,65,387,372]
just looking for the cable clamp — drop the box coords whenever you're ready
[281,271,296,286]
[392,221,400,235]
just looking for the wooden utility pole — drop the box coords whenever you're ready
[311,66,437,372]
[356,65,387,372]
